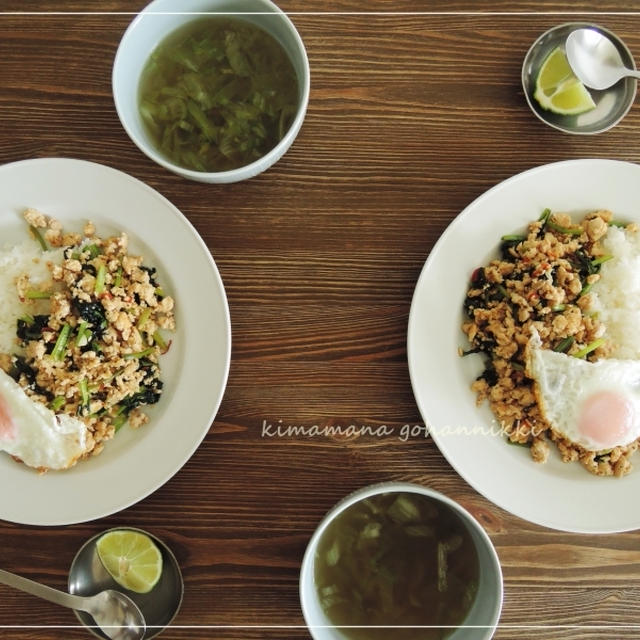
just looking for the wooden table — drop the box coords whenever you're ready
[1,2,640,638]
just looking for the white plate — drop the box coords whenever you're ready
[0,158,231,525]
[408,159,640,534]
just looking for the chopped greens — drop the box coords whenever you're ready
[24,290,51,300]
[538,207,552,223]
[574,338,605,359]
[591,254,613,267]
[84,243,102,259]
[136,308,152,330]
[152,330,169,353]
[78,378,90,415]
[28,225,48,251]
[50,396,66,412]
[73,300,107,339]
[51,323,71,361]
[553,336,575,353]
[124,347,155,360]
[547,219,583,236]
[386,494,421,524]
[500,234,526,259]
[138,17,299,172]
[94,262,107,294]
[16,314,49,342]
[75,321,90,347]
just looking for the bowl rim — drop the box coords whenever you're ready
[521,21,637,135]
[112,0,311,181]
[299,481,504,640]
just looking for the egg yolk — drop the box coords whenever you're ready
[578,390,635,449]
[0,391,16,440]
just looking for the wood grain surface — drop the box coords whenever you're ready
[1,2,640,639]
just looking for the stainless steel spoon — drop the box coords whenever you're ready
[566,28,640,90]
[0,568,145,640]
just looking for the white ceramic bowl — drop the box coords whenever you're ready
[112,0,310,183]
[300,482,503,640]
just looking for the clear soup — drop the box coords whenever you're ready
[314,492,479,640]
[138,17,299,173]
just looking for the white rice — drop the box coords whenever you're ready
[0,239,64,353]
[591,226,640,359]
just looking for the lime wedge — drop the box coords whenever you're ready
[96,530,163,593]
[534,46,596,115]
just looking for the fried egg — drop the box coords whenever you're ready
[0,369,88,471]
[528,333,640,451]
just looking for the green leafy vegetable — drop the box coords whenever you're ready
[591,255,613,267]
[553,336,575,353]
[84,244,102,259]
[137,308,152,330]
[25,290,51,300]
[386,494,420,524]
[50,396,66,412]
[75,321,91,347]
[78,378,90,414]
[547,219,583,236]
[124,347,155,360]
[51,323,71,361]
[29,225,48,251]
[574,338,605,359]
[152,330,170,353]
[538,207,552,224]
[580,281,594,296]
[94,262,107,294]
[16,314,49,342]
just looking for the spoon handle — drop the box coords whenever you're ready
[0,567,82,611]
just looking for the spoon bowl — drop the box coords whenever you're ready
[84,590,146,640]
[566,28,640,91]
[0,568,145,640]
[69,528,184,640]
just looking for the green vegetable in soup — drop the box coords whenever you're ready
[138,17,299,172]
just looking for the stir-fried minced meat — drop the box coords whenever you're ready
[0,209,175,463]
[461,208,639,477]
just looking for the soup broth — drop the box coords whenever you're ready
[138,17,299,172]
[314,492,480,640]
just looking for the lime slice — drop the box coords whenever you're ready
[534,46,596,115]
[96,530,163,593]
